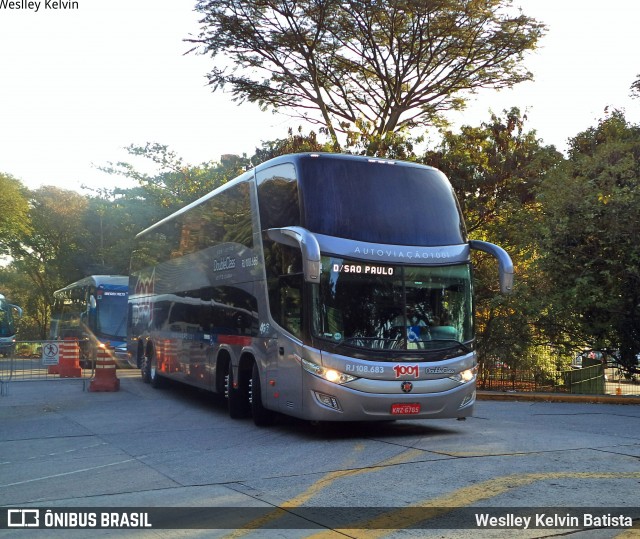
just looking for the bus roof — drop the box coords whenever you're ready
[135,153,443,240]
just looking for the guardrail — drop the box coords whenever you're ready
[0,339,95,396]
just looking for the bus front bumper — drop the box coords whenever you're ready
[301,375,476,421]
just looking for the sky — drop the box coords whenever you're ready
[0,0,639,193]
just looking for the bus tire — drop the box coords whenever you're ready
[250,362,275,427]
[227,365,250,419]
[149,351,166,389]
[141,352,151,384]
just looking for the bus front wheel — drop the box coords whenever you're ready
[250,363,275,427]
[149,351,166,389]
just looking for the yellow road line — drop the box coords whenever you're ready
[305,471,640,538]
[615,518,640,538]
[221,444,639,539]
[220,447,425,538]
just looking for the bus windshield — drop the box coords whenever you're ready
[97,293,128,340]
[313,257,473,352]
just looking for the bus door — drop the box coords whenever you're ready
[274,334,305,416]
[272,274,304,415]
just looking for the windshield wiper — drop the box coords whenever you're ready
[339,337,404,349]
[422,338,471,353]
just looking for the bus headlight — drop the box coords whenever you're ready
[449,365,478,384]
[301,357,358,385]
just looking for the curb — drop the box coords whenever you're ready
[477,391,640,405]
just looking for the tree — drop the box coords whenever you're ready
[6,187,91,337]
[423,109,564,369]
[249,127,332,166]
[631,73,640,99]
[0,172,31,256]
[0,267,46,340]
[536,111,640,374]
[79,189,159,275]
[424,108,562,234]
[189,0,545,151]
[99,143,249,211]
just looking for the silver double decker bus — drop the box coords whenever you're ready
[128,153,513,425]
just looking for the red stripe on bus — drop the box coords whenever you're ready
[218,335,252,346]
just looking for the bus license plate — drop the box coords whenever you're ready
[391,403,421,415]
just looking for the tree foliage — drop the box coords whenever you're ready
[250,127,332,166]
[536,111,640,373]
[631,73,640,99]
[98,143,249,211]
[423,109,564,368]
[189,0,545,150]
[5,187,90,337]
[424,108,562,234]
[0,172,31,256]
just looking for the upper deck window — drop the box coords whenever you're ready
[298,157,467,246]
[256,163,300,230]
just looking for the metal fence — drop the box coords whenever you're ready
[2,340,638,397]
[479,364,640,396]
[0,340,95,396]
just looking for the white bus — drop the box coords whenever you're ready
[0,293,22,356]
[128,153,513,425]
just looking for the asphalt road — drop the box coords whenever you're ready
[1,371,639,538]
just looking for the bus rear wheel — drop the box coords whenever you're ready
[149,351,166,389]
[250,363,275,427]
[226,364,250,419]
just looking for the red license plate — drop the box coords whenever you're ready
[391,403,421,415]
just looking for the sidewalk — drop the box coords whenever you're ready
[478,390,640,405]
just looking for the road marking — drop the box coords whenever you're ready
[4,442,107,465]
[305,471,640,538]
[221,447,425,539]
[615,519,640,538]
[0,458,137,488]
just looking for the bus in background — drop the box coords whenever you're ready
[128,153,513,425]
[0,293,22,356]
[50,276,128,366]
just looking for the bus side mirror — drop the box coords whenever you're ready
[266,226,321,284]
[469,240,515,294]
[11,305,22,318]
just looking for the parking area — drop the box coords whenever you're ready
[1,369,640,537]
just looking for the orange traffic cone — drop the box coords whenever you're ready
[89,344,120,392]
[58,338,82,378]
